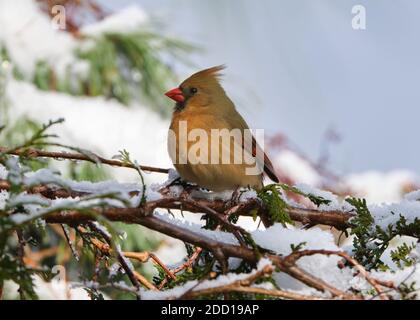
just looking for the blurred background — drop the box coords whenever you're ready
[106,0,420,175]
[0,0,418,298]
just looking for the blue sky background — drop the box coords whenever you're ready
[100,0,419,174]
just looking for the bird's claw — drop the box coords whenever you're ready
[226,187,241,208]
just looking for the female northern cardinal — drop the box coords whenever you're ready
[165,65,279,191]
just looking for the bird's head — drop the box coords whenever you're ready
[165,65,228,112]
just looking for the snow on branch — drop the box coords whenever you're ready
[0,119,419,300]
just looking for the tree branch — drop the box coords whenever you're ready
[1,147,405,299]
[87,222,142,299]
[180,264,324,300]
[45,210,361,299]
[0,179,354,231]
[0,147,169,174]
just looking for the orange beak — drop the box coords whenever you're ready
[165,87,185,103]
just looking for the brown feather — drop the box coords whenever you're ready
[249,136,279,183]
[167,65,279,191]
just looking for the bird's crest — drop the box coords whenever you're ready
[181,65,226,88]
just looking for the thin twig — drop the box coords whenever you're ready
[181,264,323,300]
[0,147,169,174]
[132,271,158,291]
[284,249,392,300]
[87,236,175,283]
[16,229,26,300]
[210,286,325,300]
[87,222,142,299]
[61,224,80,261]
[149,253,176,280]
[81,230,158,291]
[180,264,274,299]
[158,247,203,289]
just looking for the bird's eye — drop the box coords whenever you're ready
[190,87,198,95]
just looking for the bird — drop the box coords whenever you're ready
[165,65,279,192]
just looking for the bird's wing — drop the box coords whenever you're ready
[227,115,279,183]
[246,135,279,183]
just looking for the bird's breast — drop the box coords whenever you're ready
[168,113,263,191]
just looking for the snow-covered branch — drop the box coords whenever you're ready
[1,146,419,300]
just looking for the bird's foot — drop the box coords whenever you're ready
[166,178,201,199]
[166,177,197,189]
[226,186,241,208]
